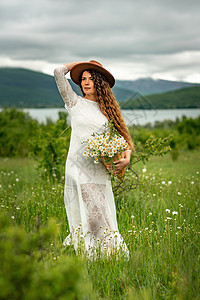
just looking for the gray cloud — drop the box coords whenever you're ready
[0,0,200,81]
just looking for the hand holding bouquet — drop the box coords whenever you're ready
[82,121,128,181]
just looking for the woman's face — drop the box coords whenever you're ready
[81,71,96,97]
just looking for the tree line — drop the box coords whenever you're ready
[0,108,199,180]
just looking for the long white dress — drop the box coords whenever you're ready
[54,66,129,258]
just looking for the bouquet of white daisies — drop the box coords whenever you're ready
[82,121,128,181]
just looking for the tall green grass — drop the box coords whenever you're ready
[0,151,199,299]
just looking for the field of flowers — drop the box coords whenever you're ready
[0,150,199,299]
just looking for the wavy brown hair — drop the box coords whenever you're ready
[79,69,134,150]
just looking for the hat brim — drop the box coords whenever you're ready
[70,62,115,88]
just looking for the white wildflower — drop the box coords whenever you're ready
[172,211,178,215]
[168,181,172,185]
[142,167,147,173]
[83,151,88,156]
[162,181,165,185]
[165,209,170,213]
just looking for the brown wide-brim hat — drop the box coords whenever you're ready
[70,60,115,88]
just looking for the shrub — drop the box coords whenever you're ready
[0,216,93,300]
[0,108,38,157]
[29,112,71,182]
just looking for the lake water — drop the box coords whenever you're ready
[21,108,200,126]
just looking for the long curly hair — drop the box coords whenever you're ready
[79,69,134,150]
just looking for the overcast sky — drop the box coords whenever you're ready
[0,0,200,82]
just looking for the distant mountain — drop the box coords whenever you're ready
[0,67,199,108]
[121,86,200,109]
[116,78,200,96]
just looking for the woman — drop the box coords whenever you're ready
[54,60,133,258]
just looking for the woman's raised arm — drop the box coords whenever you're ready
[54,63,78,109]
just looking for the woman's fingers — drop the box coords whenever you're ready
[107,157,129,173]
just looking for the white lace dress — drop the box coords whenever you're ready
[54,66,129,258]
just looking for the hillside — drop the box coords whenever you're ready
[0,67,199,108]
[0,68,63,108]
[121,86,200,109]
[116,78,200,96]
[0,68,133,108]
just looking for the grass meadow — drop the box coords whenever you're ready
[0,150,199,299]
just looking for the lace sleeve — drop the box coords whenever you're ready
[54,65,78,109]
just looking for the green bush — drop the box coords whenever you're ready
[0,108,38,157]
[0,215,93,300]
[29,112,71,181]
